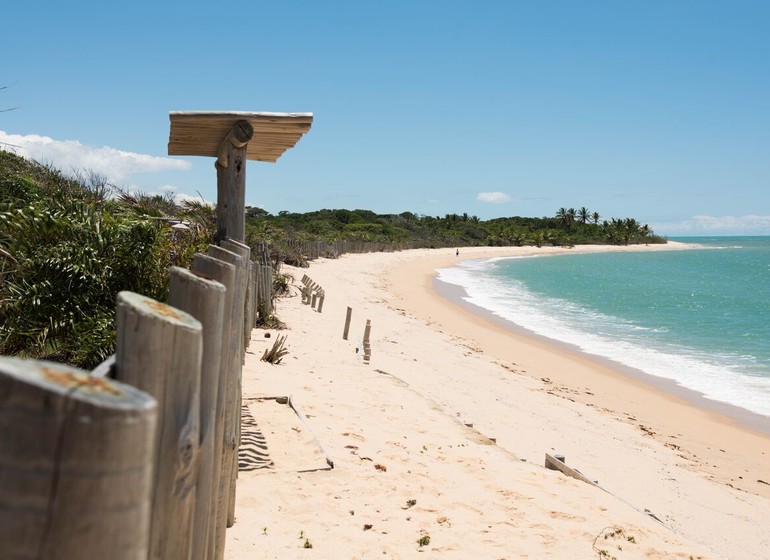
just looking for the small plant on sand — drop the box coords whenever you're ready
[417,533,430,547]
[406,499,417,508]
[303,538,313,549]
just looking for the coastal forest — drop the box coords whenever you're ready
[0,151,663,368]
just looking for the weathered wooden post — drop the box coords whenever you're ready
[168,266,226,560]
[220,239,251,527]
[222,239,252,357]
[343,306,353,340]
[363,319,372,364]
[207,244,244,538]
[215,120,252,243]
[191,253,237,560]
[114,292,203,560]
[0,358,157,560]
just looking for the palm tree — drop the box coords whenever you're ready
[556,207,570,228]
[591,211,601,225]
[578,207,589,224]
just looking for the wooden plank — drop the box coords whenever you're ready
[115,291,203,560]
[168,111,313,162]
[544,453,598,487]
[192,253,236,560]
[0,358,157,560]
[168,266,226,560]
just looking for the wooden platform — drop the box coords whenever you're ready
[168,111,313,163]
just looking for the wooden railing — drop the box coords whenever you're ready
[0,238,271,560]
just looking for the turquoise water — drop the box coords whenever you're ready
[437,237,770,417]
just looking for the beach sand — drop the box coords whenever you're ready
[225,244,770,559]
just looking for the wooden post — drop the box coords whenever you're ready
[192,253,236,560]
[222,239,252,358]
[317,292,325,313]
[0,358,157,560]
[215,121,253,244]
[114,291,203,560]
[220,239,251,528]
[168,266,226,560]
[207,245,244,536]
[343,306,352,340]
[363,319,372,363]
[250,263,258,327]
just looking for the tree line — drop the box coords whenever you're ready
[246,206,665,254]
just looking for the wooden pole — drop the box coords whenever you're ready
[114,291,203,560]
[0,358,157,560]
[192,253,236,560]
[214,121,252,244]
[220,239,251,528]
[207,245,244,537]
[343,306,352,340]
[168,266,226,560]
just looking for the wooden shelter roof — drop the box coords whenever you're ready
[168,111,313,163]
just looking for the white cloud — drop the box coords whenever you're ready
[477,191,511,203]
[0,130,190,185]
[653,215,770,236]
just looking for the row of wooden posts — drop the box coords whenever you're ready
[0,238,274,560]
[300,274,325,312]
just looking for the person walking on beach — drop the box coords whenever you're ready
[456,248,459,256]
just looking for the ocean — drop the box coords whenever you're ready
[436,237,770,418]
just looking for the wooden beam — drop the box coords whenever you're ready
[216,120,253,168]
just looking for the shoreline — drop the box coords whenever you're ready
[433,273,770,437]
[384,244,770,504]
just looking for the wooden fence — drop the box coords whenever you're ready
[283,239,417,262]
[0,237,272,560]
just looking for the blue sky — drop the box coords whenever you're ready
[2,1,769,235]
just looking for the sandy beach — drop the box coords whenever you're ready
[225,244,770,559]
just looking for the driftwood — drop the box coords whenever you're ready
[262,335,289,364]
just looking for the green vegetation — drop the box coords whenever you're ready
[246,205,664,257]
[0,151,215,368]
